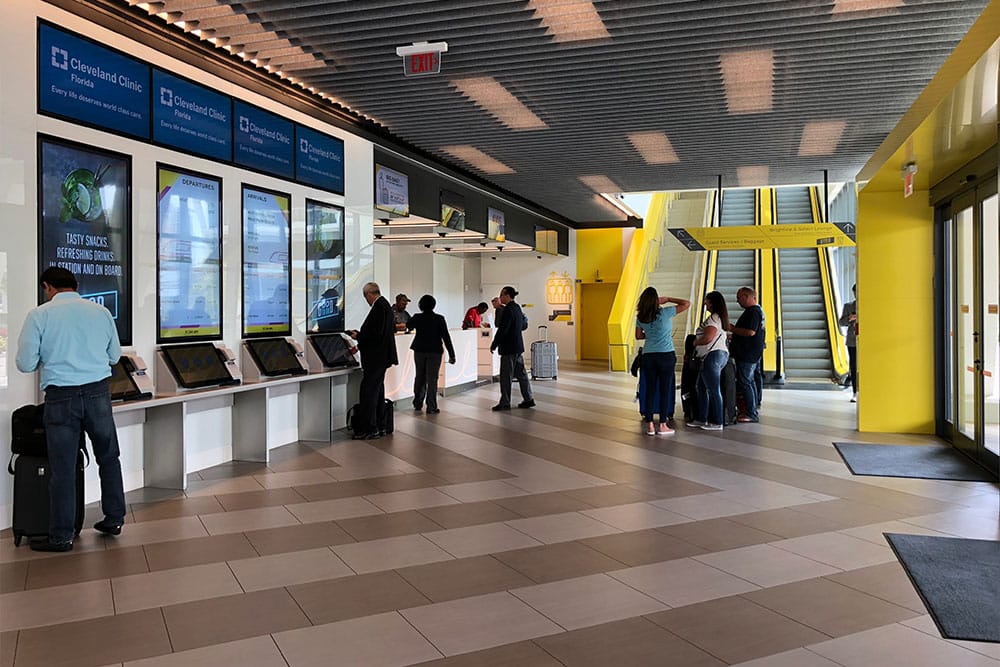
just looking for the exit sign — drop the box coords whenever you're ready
[403,52,440,77]
[396,41,448,78]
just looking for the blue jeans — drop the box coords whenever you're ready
[498,353,532,407]
[43,379,125,543]
[696,350,729,425]
[640,351,676,423]
[735,359,759,420]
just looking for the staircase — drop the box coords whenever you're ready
[775,188,832,381]
[714,189,756,307]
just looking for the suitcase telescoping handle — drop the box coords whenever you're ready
[537,325,548,342]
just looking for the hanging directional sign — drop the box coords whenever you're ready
[670,223,856,251]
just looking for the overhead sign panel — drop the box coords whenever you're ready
[295,125,344,194]
[38,22,150,139]
[670,223,856,251]
[152,69,232,162]
[233,101,295,180]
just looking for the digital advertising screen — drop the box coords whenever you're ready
[374,164,409,217]
[440,190,466,231]
[305,200,345,334]
[233,100,295,180]
[156,165,223,341]
[38,22,151,140]
[38,136,132,344]
[242,185,291,337]
[488,207,506,242]
[152,68,232,162]
[295,125,344,194]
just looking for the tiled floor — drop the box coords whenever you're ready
[1,361,997,666]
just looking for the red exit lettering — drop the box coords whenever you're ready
[409,53,438,73]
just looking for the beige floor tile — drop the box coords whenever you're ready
[731,647,842,666]
[274,611,442,666]
[161,589,310,652]
[0,578,113,631]
[143,533,258,572]
[396,555,534,602]
[743,577,921,637]
[124,635,287,667]
[771,532,896,570]
[693,544,841,587]
[213,487,307,512]
[414,640,564,666]
[658,517,783,551]
[790,499,909,525]
[562,484,659,507]
[198,505,300,535]
[728,508,849,538]
[287,570,430,625]
[511,573,666,630]
[364,487,462,513]
[326,465,411,481]
[337,509,444,541]
[837,520,951,546]
[15,608,171,665]
[25,546,149,589]
[645,595,830,664]
[535,616,726,667]
[423,523,543,558]
[416,501,522,529]
[228,547,353,591]
[436,480,531,503]
[505,512,620,544]
[183,477,265,497]
[401,591,563,656]
[104,516,209,549]
[901,615,1000,661]
[243,521,356,556]
[608,557,760,607]
[650,491,761,520]
[332,534,454,574]
[579,528,707,566]
[899,511,1000,541]
[581,502,691,531]
[807,623,997,666]
[284,496,384,524]
[492,540,628,583]
[825,562,928,612]
[111,562,242,613]
[253,469,336,489]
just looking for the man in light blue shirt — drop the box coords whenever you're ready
[15,267,126,551]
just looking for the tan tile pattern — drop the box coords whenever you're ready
[0,363,994,667]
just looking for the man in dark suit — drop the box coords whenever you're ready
[348,282,398,439]
[490,285,534,411]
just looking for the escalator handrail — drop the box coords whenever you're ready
[809,187,851,379]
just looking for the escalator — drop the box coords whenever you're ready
[713,189,755,304]
[775,187,833,381]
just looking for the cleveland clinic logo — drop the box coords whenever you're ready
[239,116,250,132]
[160,87,174,107]
[300,138,309,153]
[51,46,69,70]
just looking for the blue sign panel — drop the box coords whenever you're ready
[295,125,345,194]
[38,23,150,139]
[233,101,294,180]
[152,69,232,162]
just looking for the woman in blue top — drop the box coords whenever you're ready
[636,287,691,435]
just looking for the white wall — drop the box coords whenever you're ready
[0,1,375,524]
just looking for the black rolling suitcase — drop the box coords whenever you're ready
[9,403,87,546]
[347,399,394,435]
[720,359,738,425]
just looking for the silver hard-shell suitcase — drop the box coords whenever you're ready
[530,325,557,380]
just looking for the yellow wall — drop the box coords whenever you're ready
[580,283,618,360]
[856,190,936,433]
[576,229,624,283]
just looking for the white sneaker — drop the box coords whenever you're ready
[850,393,857,403]
[657,424,674,436]
[645,423,656,436]
[700,423,723,431]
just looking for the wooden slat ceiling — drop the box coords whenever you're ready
[119,0,989,224]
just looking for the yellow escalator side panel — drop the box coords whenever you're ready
[757,188,780,373]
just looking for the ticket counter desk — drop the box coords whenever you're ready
[385,328,490,402]
[109,350,359,491]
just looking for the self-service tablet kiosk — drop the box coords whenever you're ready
[240,337,309,382]
[155,342,242,393]
[109,353,154,401]
[305,333,358,372]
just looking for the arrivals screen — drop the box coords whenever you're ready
[244,337,306,377]
[242,186,291,337]
[308,334,356,368]
[160,343,235,389]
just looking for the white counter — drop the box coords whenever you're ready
[385,328,482,401]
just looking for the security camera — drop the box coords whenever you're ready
[479,241,487,247]
[438,231,446,237]
[379,218,390,224]
[374,233,383,239]
[616,193,626,200]
[424,243,431,248]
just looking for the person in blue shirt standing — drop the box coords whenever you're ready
[15,267,126,552]
[635,287,690,435]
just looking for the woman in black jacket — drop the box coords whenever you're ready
[406,294,456,413]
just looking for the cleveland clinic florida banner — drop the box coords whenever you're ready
[242,186,291,337]
[38,136,132,344]
[156,166,223,341]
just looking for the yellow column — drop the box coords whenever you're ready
[856,189,935,433]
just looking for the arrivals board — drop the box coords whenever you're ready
[242,186,292,337]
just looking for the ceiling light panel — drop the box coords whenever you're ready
[798,120,847,156]
[628,131,680,164]
[441,145,515,174]
[528,0,610,43]
[832,0,903,14]
[579,175,620,193]
[721,49,774,114]
[450,77,547,130]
